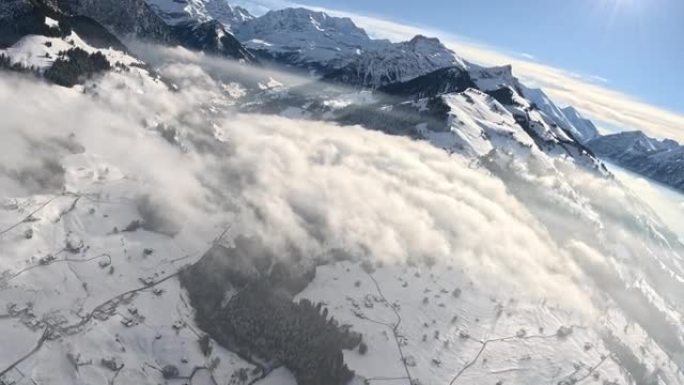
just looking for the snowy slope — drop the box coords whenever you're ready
[561,106,599,143]
[523,93,599,145]
[0,7,161,89]
[1,31,140,72]
[521,86,572,124]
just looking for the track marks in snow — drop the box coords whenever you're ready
[0,194,65,238]
[448,333,556,384]
[365,271,413,384]
[0,327,49,379]
[297,262,625,385]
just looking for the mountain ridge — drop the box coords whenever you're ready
[587,131,684,192]
[55,0,256,61]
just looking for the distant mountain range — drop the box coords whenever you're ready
[587,131,684,192]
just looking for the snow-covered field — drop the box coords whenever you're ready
[298,262,624,385]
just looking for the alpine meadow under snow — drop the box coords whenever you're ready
[1,1,684,385]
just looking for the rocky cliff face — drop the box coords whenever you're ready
[171,19,255,61]
[234,8,464,85]
[0,0,63,48]
[54,0,255,61]
[322,35,466,88]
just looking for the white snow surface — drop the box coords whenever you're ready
[521,85,599,144]
[0,31,142,71]
[298,261,625,385]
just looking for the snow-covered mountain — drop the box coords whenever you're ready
[0,0,163,88]
[230,6,605,155]
[234,8,465,86]
[250,62,605,173]
[235,8,382,72]
[144,0,253,30]
[587,131,684,192]
[521,86,599,144]
[322,35,466,88]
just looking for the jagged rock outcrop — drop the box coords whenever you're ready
[55,0,172,41]
[234,8,463,84]
[54,0,255,61]
[144,0,254,30]
[323,35,466,88]
[378,66,476,98]
[170,19,255,61]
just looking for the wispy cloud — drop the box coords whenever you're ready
[235,0,684,142]
[518,52,536,61]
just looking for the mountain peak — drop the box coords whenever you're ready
[248,7,370,39]
[230,5,253,23]
[589,130,678,155]
[408,34,442,45]
[559,106,599,143]
[144,0,253,29]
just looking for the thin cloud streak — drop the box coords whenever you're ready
[236,0,684,142]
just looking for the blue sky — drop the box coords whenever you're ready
[291,0,683,114]
[236,0,684,141]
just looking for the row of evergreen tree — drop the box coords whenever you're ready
[214,282,362,385]
[0,47,111,87]
[44,47,111,86]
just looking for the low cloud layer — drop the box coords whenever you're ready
[0,65,589,312]
[2,46,684,366]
